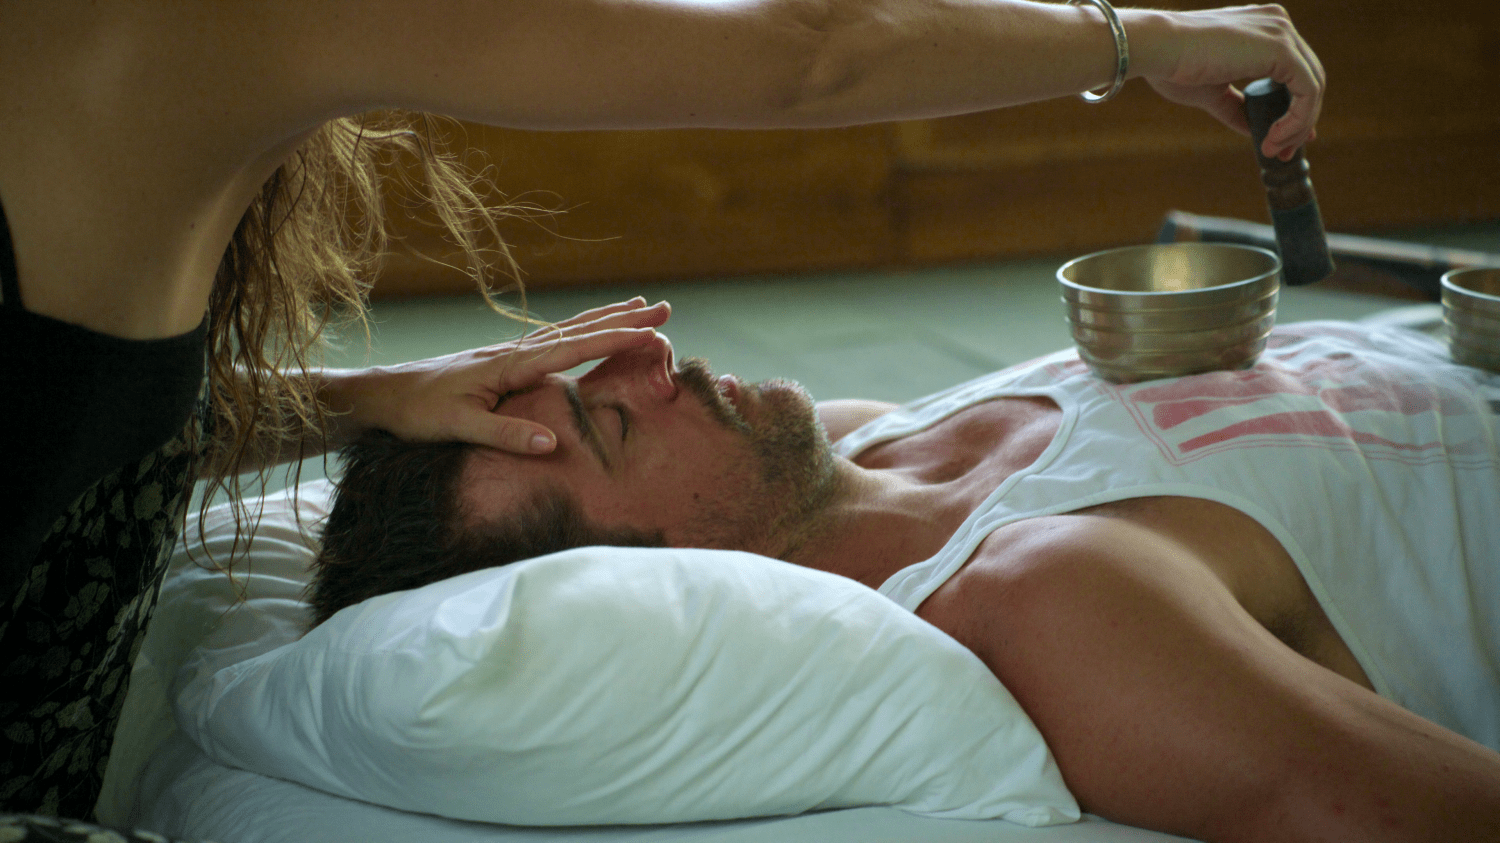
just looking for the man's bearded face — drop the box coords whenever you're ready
[460,337,842,559]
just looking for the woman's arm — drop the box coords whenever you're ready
[921,515,1500,842]
[0,1,1323,341]
[27,0,1313,156]
[290,0,1320,154]
[306,0,1320,157]
[211,298,671,476]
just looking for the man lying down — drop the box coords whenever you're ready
[309,318,1500,841]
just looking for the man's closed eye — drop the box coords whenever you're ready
[563,382,615,469]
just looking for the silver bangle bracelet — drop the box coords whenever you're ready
[1069,0,1129,103]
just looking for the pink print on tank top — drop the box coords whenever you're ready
[1103,331,1472,466]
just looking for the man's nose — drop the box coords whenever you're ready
[580,332,678,402]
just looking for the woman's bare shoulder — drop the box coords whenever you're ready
[0,3,337,335]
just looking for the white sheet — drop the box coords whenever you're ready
[107,306,1457,842]
[106,482,1195,842]
[135,731,1187,843]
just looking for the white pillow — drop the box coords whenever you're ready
[98,480,334,825]
[173,501,1078,828]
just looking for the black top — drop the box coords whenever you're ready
[0,195,212,818]
[0,197,208,585]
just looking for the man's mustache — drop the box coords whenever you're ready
[676,357,751,434]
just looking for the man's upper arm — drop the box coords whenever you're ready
[918,516,1500,843]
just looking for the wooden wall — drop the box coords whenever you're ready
[375,0,1500,297]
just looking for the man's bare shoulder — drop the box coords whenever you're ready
[915,513,1194,635]
[817,399,900,444]
[913,513,1500,841]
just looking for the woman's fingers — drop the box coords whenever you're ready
[464,408,559,455]
[502,326,660,387]
[476,325,662,454]
[544,298,670,334]
[350,302,670,456]
[550,296,648,328]
[556,300,671,338]
[1136,5,1325,160]
[1162,82,1251,137]
[519,300,669,356]
[502,299,669,377]
[1267,50,1324,158]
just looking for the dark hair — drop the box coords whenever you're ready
[199,113,540,562]
[308,430,664,626]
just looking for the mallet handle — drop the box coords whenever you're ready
[1243,78,1336,286]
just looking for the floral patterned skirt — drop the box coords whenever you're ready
[1,409,203,821]
[0,814,203,843]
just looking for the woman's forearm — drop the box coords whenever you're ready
[774,0,1151,123]
[200,366,376,479]
[771,1,1319,152]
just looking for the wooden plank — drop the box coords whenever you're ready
[372,0,1500,297]
[893,0,1500,262]
[374,126,893,297]
[895,127,1500,264]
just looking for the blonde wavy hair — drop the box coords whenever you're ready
[197,111,532,544]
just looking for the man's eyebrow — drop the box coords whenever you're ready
[492,384,539,412]
[562,381,613,470]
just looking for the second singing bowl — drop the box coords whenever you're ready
[1441,266,1500,372]
[1058,243,1282,383]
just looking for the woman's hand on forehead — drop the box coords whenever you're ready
[331,298,671,455]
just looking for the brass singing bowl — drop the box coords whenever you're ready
[1441,266,1500,372]
[1058,243,1281,384]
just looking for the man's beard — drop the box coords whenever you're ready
[674,358,843,558]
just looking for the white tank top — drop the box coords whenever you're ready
[834,322,1500,750]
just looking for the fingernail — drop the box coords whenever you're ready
[530,433,555,453]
